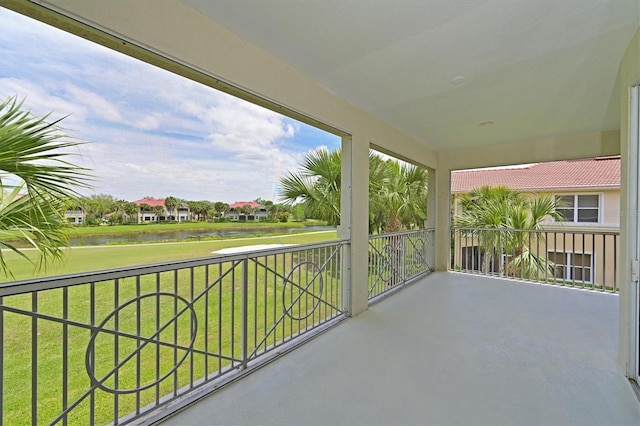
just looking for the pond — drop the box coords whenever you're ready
[68,225,335,246]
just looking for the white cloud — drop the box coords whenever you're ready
[64,83,123,123]
[204,97,297,163]
[0,77,87,124]
[133,112,164,131]
[0,7,339,203]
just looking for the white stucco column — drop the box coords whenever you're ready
[425,167,437,270]
[434,166,452,271]
[339,134,369,316]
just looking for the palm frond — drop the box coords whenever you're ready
[0,96,93,276]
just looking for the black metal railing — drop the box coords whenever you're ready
[451,227,619,292]
[0,241,346,425]
[368,229,435,300]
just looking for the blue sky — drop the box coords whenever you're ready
[0,8,340,203]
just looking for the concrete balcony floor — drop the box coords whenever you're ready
[163,272,640,425]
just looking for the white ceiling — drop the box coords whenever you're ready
[181,0,639,151]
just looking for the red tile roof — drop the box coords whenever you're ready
[133,198,166,207]
[229,201,261,209]
[451,157,620,193]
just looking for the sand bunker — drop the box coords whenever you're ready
[212,244,297,255]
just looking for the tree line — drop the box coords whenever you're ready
[76,194,300,225]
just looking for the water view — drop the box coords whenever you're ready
[68,225,335,246]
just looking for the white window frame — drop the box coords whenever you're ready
[548,250,594,284]
[554,193,602,224]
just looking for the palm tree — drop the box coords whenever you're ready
[0,96,91,275]
[454,185,563,279]
[213,201,229,220]
[164,196,178,222]
[238,204,252,221]
[279,147,428,231]
[377,161,428,232]
[279,147,341,226]
[153,205,165,223]
[123,201,139,223]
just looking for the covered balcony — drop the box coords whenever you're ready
[0,0,639,425]
[163,272,637,426]
[2,230,638,424]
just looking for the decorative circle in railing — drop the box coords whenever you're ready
[282,261,324,320]
[85,292,198,394]
[380,243,400,284]
[410,238,426,267]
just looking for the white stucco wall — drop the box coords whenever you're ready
[618,27,640,378]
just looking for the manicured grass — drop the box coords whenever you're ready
[2,230,341,425]
[2,230,338,283]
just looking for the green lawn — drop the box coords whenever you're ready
[3,230,338,283]
[1,231,341,425]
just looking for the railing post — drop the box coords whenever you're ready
[241,258,249,369]
[341,242,352,315]
[400,234,406,284]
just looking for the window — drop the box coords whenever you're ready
[555,194,600,223]
[548,251,593,283]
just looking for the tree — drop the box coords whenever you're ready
[213,201,229,219]
[200,200,215,221]
[83,193,116,224]
[238,204,252,221]
[106,213,123,225]
[454,185,563,279]
[265,202,291,223]
[153,205,165,223]
[111,199,127,224]
[0,96,91,274]
[164,196,178,222]
[370,160,428,233]
[279,147,428,231]
[278,148,342,226]
[123,201,139,223]
[292,203,305,222]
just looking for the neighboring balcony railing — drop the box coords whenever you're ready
[451,227,619,292]
[0,241,346,425]
[368,228,435,300]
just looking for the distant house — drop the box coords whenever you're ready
[175,204,190,222]
[64,207,85,225]
[132,198,190,223]
[133,198,166,223]
[225,201,268,221]
[450,156,620,285]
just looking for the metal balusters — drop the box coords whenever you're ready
[62,287,68,426]
[89,282,95,424]
[451,227,619,293]
[31,292,37,426]
[0,241,346,425]
[114,279,120,423]
[367,229,434,300]
[241,259,248,370]
[154,274,161,405]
